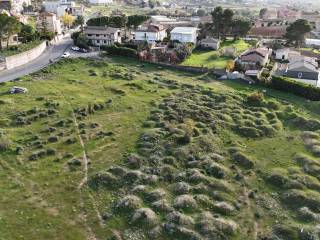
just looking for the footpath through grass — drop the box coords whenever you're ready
[0,57,319,240]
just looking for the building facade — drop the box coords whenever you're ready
[84,26,121,46]
[170,27,198,44]
[134,24,167,43]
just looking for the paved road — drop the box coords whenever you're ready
[0,37,73,83]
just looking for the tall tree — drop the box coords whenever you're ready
[0,13,10,50]
[75,15,84,32]
[259,8,268,19]
[285,19,312,47]
[231,17,251,40]
[6,17,21,48]
[127,15,149,29]
[211,7,234,39]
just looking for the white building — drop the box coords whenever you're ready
[170,27,198,44]
[134,24,167,43]
[88,0,112,4]
[42,0,83,17]
[84,26,121,46]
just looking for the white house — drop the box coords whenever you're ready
[200,37,220,50]
[42,0,83,17]
[274,48,300,61]
[170,27,198,44]
[88,0,112,5]
[84,26,121,46]
[134,24,167,43]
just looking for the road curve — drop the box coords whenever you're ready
[0,37,73,83]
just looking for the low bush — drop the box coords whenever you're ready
[101,45,137,58]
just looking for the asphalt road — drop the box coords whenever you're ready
[0,37,73,83]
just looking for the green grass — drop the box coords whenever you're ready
[182,39,252,69]
[0,56,319,239]
[0,40,43,57]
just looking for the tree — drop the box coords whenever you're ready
[259,8,268,19]
[75,15,84,32]
[7,18,21,48]
[175,43,193,62]
[197,9,206,17]
[19,24,36,43]
[284,19,312,47]
[127,15,149,29]
[62,13,74,29]
[0,13,10,50]
[231,17,251,40]
[211,7,234,39]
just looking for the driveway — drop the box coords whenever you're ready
[0,37,73,83]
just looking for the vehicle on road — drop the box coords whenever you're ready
[79,48,88,53]
[71,46,80,51]
[62,52,70,58]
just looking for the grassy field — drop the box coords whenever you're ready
[0,57,320,240]
[0,40,43,57]
[182,39,252,69]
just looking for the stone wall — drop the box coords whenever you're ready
[4,41,47,70]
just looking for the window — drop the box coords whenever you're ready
[96,34,99,37]
[88,34,92,37]
[96,40,100,43]
[104,40,106,43]
[298,72,303,79]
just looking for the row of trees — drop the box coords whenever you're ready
[209,6,251,40]
[86,15,149,29]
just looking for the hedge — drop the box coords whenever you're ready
[270,76,320,101]
[101,45,137,58]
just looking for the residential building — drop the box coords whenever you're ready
[88,0,112,4]
[274,48,300,61]
[37,12,62,35]
[0,0,31,13]
[134,24,167,43]
[199,37,220,50]
[305,39,320,49]
[42,0,84,17]
[84,26,121,46]
[238,48,271,70]
[285,57,319,82]
[170,27,198,44]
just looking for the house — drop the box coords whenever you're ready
[170,27,198,44]
[285,57,319,82]
[42,0,84,17]
[305,39,320,49]
[238,48,271,70]
[134,24,167,43]
[199,38,220,50]
[84,26,121,46]
[88,0,112,5]
[37,12,62,35]
[0,0,31,13]
[274,48,300,61]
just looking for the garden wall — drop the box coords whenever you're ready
[4,41,47,70]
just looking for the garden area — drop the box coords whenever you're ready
[181,39,253,69]
[0,40,42,57]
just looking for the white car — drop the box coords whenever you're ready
[61,52,70,58]
[71,46,80,51]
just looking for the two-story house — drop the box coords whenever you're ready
[134,24,167,43]
[84,26,121,46]
[170,27,198,44]
[238,48,271,70]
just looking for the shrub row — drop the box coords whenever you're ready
[101,45,137,58]
[270,76,320,101]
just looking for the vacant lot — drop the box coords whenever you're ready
[182,39,252,69]
[0,57,319,240]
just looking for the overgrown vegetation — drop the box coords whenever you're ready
[0,57,319,240]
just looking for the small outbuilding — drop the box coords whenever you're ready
[199,38,220,50]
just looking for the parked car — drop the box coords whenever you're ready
[62,52,70,58]
[78,48,88,53]
[71,46,80,51]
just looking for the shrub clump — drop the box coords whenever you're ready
[131,208,159,228]
[116,195,143,212]
[173,194,198,210]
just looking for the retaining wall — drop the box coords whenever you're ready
[5,41,47,70]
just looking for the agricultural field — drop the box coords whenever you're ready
[0,57,320,240]
[182,39,252,69]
